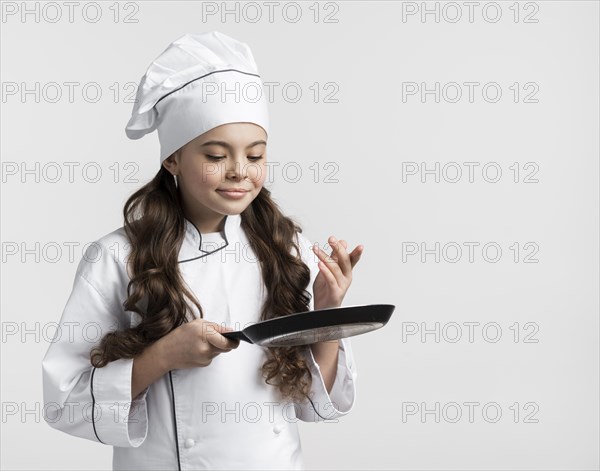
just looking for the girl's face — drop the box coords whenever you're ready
[163,122,267,232]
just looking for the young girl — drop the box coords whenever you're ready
[42,31,363,470]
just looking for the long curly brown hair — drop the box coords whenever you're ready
[89,166,314,403]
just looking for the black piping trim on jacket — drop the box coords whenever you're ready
[171,216,232,466]
[90,367,105,444]
[155,68,261,107]
[169,371,182,471]
[179,216,230,264]
[303,392,333,421]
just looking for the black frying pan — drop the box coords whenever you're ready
[221,304,395,347]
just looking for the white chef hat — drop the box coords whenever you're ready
[125,31,269,165]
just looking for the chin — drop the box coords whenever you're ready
[219,204,251,216]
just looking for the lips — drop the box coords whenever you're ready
[216,189,250,200]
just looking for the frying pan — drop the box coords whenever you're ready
[221,303,395,347]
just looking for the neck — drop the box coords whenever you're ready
[182,205,227,234]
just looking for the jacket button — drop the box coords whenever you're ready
[273,423,283,434]
[184,438,195,448]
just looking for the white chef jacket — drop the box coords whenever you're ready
[42,213,358,470]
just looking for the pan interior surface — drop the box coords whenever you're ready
[257,322,384,347]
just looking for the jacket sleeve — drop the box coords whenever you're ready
[41,240,150,447]
[293,231,358,422]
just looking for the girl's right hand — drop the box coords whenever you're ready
[158,318,241,370]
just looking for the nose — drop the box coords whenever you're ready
[225,160,247,181]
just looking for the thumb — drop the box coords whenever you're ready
[212,323,235,334]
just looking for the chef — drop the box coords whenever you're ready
[42,31,360,470]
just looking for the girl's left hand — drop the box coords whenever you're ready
[311,236,364,311]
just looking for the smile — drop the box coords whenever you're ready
[217,190,249,200]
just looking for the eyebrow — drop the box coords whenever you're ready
[199,140,267,149]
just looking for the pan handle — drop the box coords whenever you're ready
[222,330,252,343]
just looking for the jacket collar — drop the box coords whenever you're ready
[178,213,242,263]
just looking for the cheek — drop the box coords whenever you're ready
[190,162,226,187]
[246,162,267,185]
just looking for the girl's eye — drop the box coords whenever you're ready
[205,155,264,161]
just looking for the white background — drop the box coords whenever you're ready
[1,1,598,469]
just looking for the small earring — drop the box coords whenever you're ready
[174,174,179,188]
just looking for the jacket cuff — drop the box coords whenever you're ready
[299,337,357,421]
[90,358,149,447]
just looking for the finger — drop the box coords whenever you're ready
[328,237,353,277]
[213,323,234,334]
[221,337,241,349]
[323,236,360,278]
[215,324,241,349]
[348,245,364,268]
[341,240,364,270]
[220,331,241,349]
[312,243,344,280]
[316,256,340,290]
[208,335,238,352]
[204,324,236,350]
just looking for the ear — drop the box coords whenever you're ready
[162,151,179,175]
